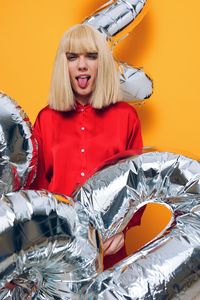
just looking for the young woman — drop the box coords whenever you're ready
[31,24,143,266]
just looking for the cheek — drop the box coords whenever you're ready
[67,71,76,89]
[93,64,98,78]
[90,60,98,77]
[68,63,75,80]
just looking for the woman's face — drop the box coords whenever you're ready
[66,52,98,102]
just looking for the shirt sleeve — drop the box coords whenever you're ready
[126,106,143,154]
[29,114,50,190]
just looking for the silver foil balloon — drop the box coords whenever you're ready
[75,152,184,241]
[83,0,153,101]
[0,190,102,299]
[0,92,37,194]
[84,0,148,41]
[85,198,200,299]
[74,152,200,299]
[119,63,153,101]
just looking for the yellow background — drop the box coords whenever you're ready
[0,1,200,254]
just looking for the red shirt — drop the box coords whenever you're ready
[30,101,144,269]
[31,101,143,196]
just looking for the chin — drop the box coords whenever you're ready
[78,89,92,96]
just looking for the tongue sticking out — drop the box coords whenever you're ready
[77,77,88,89]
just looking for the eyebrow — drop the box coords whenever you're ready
[66,52,98,55]
[66,52,77,55]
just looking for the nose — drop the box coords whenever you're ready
[77,55,88,70]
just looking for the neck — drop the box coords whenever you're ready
[74,93,92,106]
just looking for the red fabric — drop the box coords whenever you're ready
[29,101,145,268]
[103,204,146,269]
[30,101,143,196]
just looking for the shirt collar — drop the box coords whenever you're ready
[75,101,92,112]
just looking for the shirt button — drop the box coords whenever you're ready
[80,172,85,177]
[80,108,84,112]
[81,126,85,131]
[81,148,85,153]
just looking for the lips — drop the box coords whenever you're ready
[76,75,91,89]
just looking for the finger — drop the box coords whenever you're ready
[104,233,124,255]
[104,233,124,254]
[110,235,124,254]
[103,237,113,252]
[103,233,123,251]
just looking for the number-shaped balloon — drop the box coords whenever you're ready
[83,0,153,102]
[0,92,37,194]
[75,152,200,299]
[0,190,101,299]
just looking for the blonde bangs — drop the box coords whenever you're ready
[63,25,98,54]
[49,24,121,111]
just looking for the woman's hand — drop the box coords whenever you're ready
[103,232,124,256]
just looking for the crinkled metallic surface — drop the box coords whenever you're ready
[0,190,102,299]
[76,152,197,240]
[84,0,147,39]
[1,152,200,299]
[119,63,153,100]
[85,199,200,299]
[0,93,37,194]
[83,1,153,102]
[75,152,200,299]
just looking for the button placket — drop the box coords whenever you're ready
[80,108,87,179]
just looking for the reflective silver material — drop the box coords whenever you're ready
[83,1,153,101]
[0,190,101,299]
[84,0,147,40]
[1,152,200,298]
[86,199,200,299]
[0,93,37,194]
[75,152,200,299]
[119,63,153,100]
[75,152,192,240]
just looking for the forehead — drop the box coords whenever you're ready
[64,27,98,53]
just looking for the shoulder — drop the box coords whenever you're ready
[36,106,55,120]
[111,101,137,112]
[109,101,139,119]
[35,106,62,125]
[34,106,61,134]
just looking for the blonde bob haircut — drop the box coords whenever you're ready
[49,24,121,111]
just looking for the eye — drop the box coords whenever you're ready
[66,53,78,61]
[87,53,98,60]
